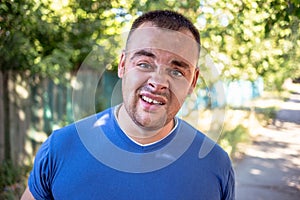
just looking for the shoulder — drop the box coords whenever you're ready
[50,107,114,146]
[176,119,235,197]
[30,108,115,176]
[178,118,232,167]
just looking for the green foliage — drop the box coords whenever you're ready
[255,106,278,126]
[127,0,201,20]
[1,0,299,87]
[0,0,117,81]
[199,0,300,90]
[0,161,31,199]
[219,125,250,159]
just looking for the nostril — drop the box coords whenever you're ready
[148,82,167,91]
[149,83,155,88]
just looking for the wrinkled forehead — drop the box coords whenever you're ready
[126,27,200,66]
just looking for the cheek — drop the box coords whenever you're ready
[171,91,187,106]
[122,69,146,92]
[170,80,191,100]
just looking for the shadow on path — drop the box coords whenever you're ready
[234,83,300,200]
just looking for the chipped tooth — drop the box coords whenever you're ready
[142,96,162,105]
[153,99,159,104]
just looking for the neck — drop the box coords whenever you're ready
[116,104,174,145]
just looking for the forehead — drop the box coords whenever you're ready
[126,23,199,66]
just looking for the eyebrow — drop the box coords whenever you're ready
[171,60,190,70]
[130,49,192,70]
[130,50,156,60]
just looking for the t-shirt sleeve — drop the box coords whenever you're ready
[28,137,54,200]
[222,164,235,200]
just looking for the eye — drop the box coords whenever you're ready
[170,69,184,78]
[137,62,152,70]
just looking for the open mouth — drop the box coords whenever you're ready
[141,95,165,105]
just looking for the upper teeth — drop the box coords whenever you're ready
[142,96,163,105]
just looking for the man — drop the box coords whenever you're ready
[22,10,235,199]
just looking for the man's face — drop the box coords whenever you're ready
[118,23,199,131]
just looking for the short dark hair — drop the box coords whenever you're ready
[128,10,200,47]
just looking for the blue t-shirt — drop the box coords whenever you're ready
[28,107,235,200]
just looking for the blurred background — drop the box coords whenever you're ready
[0,0,299,199]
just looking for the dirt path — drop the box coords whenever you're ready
[234,83,300,200]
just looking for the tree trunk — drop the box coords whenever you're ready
[2,70,11,161]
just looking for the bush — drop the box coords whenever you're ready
[219,125,250,159]
[0,161,30,200]
[254,106,278,126]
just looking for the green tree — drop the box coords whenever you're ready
[198,0,300,90]
[0,0,117,163]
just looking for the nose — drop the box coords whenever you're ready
[148,70,169,93]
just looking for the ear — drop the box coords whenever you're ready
[118,51,126,78]
[188,67,199,95]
